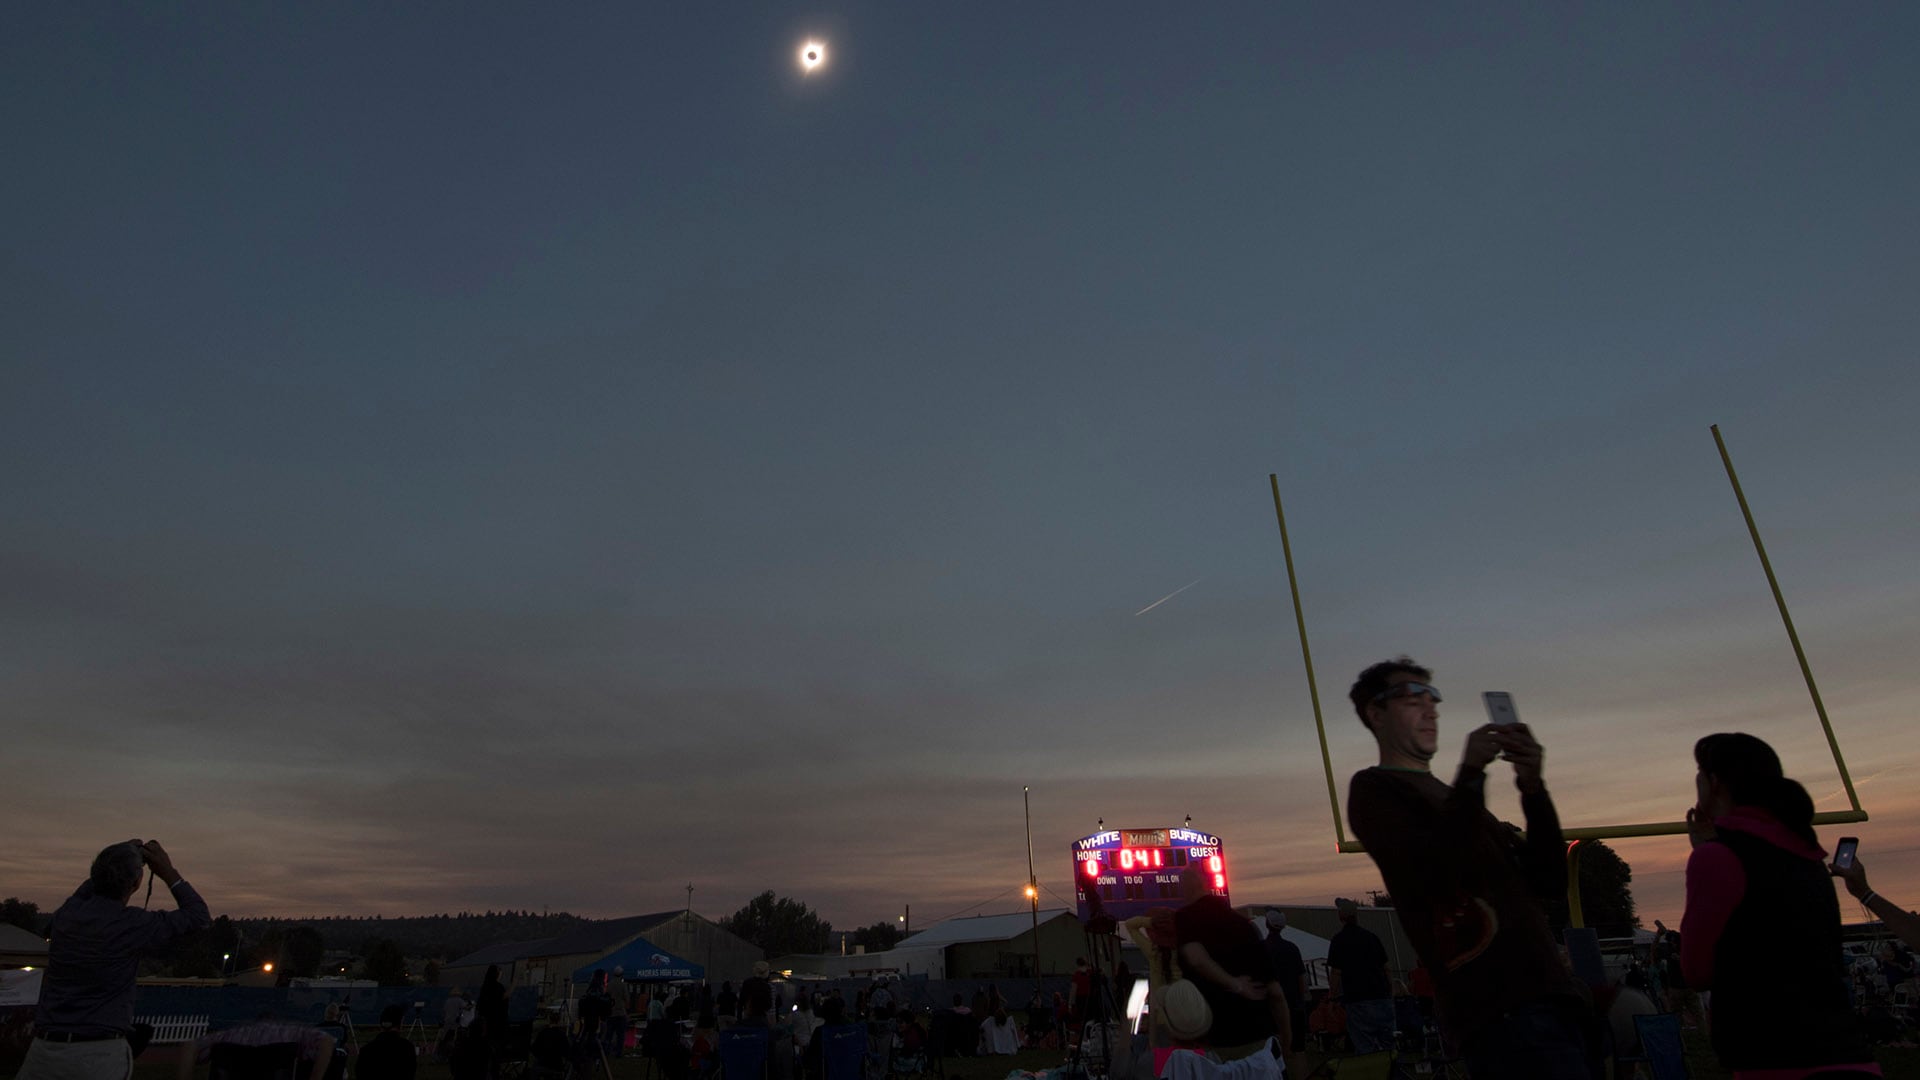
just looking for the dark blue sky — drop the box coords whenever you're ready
[5,4,1917,926]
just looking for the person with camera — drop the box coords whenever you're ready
[19,840,211,1080]
[1831,853,1920,953]
[1344,659,1589,1079]
[1681,733,1877,1077]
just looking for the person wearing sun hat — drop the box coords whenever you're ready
[1172,866,1290,1063]
[1158,979,1288,1080]
[1161,979,1212,1044]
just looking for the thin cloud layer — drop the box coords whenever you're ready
[4,5,1919,934]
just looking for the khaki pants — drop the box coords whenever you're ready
[16,1037,133,1080]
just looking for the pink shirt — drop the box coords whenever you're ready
[1680,808,1880,1080]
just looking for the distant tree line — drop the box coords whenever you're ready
[227,910,590,963]
[1,898,42,934]
[113,910,592,983]
[720,893,833,958]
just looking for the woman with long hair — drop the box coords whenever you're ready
[1681,732,1878,1078]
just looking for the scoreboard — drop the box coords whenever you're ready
[1071,825,1229,922]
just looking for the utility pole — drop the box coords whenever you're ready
[1025,786,1042,980]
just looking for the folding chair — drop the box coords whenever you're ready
[719,1027,771,1080]
[820,1024,868,1080]
[1630,1013,1689,1080]
[498,1021,537,1080]
[1391,998,1426,1054]
[1023,1007,1052,1050]
[862,1022,893,1080]
[642,1019,687,1080]
[208,1041,304,1080]
[924,1011,957,1079]
[888,1029,926,1079]
[315,1024,351,1080]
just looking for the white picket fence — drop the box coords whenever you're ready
[136,1014,210,1044]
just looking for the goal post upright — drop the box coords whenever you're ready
[1268,474,1351,853]
[1271,424,1867,905]
[1711,423,1865,818]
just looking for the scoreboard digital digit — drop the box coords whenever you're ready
[1071,826,1229,922]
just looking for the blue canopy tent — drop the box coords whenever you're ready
[572,938,704,983]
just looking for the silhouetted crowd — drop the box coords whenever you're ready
[17,657,1920,1080]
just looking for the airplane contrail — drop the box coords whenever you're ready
[1135,578,1203,616]
[1815,765,1906,805]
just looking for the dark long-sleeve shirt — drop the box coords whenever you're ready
[1347,766,1580,1045]
[35,877,211,1035]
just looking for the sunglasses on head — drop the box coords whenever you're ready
[1371,681,1442,705]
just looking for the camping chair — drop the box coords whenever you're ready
[523,1019,577,1080]
[208,1041,305,1080]
[862,1021,893,1080]
[497,1020,536,1080]
[642,1019,687,1080]
[718,1027,771,1080]
[1628,1013,1689,1080]
[1391,998,1426,1054]
[820,1024,868,1080]
[314,1023,352,1080]
[924,1011,958,1079]
[1302,1050,1394,1080]
[888,1028,926,1078]
[1023,1006,1052,1049]
[1307,998,1347,1054]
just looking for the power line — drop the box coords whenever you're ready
[921,886,1019,927]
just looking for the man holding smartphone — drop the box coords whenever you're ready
[19,840,210,1080]
[1344,658,1590,1079]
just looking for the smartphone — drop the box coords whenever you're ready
[1483,692,1520,726]
[1834,837,1859,870]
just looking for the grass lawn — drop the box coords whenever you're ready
[94,1031,1920,1080]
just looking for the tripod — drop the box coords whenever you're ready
[405,1002,429,1054]
[1065,928,1124,1080]
[583,1035,615,1080]
[333,1006,361,1055]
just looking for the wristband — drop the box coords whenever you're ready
[1863,890,1880,907]
[168,878,189,891]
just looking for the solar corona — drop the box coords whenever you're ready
[1072,825,1229,921]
